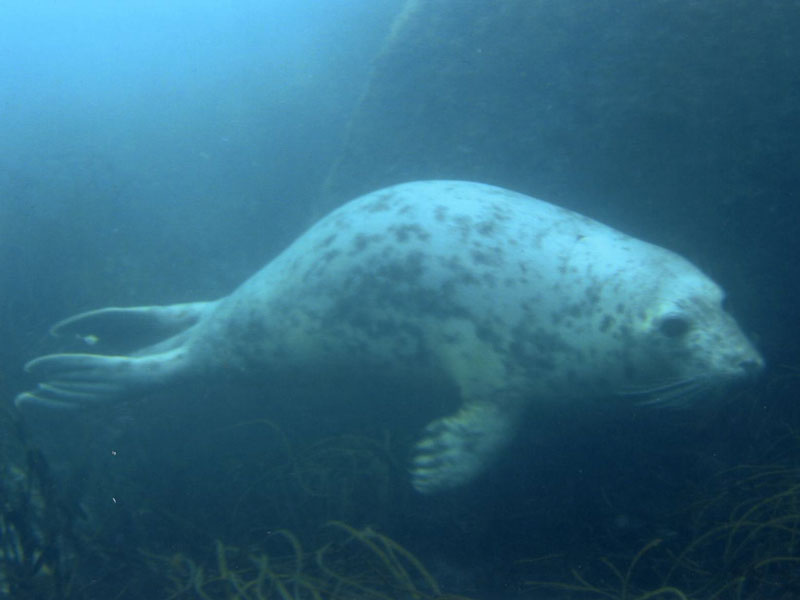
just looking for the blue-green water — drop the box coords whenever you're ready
[1,1,798,598]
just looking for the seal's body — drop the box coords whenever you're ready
[17,181,762,493]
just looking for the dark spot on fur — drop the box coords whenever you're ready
[585,285,601,304]
[509,324,575,374]
[476,220,496,236]
[316,234,337,249]
[322,249,340,263]
[364,192,394,213]
[390,223,431,243]
[491,203,511,221]
[435,205,448,222]
[471,245,503,267]
[599,314,614,332]
[452,215,472,240]
[475,319,504,349]
[351,233,382,254]
[374,251,426,284]
[459,271,480,286]
[443,331,460,344]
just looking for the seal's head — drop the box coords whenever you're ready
[620,256,763,406]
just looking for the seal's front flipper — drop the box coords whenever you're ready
[15,348,188,409]
[411,402,518,494]
[51,302,213,352]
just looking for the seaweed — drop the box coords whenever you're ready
[524,457,800,599]
[154,522,470,600]
[0,413,83,599]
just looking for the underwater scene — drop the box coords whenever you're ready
[1,1,799,598]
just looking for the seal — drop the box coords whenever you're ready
[16,181,763,493]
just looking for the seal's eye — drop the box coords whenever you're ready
[659,316,690,338]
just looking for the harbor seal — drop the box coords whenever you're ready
[15,181,763,493]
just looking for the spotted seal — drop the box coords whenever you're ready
[15,181,763,493]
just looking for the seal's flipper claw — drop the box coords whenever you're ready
[16,350,187,408]
[50,302,212,350]
[411,402,517,494]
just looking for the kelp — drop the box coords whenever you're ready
[0,414,82,599]
[525,458,800,600]
[525,538,692,600]
[156,522,470,600]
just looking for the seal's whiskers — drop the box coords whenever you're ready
[619,377,709,408]
[619,377,698,397]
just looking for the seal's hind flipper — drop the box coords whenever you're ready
[16,302,209,410]
[411,401,518,494]
[15,349,188,409]
[51,302,212,352]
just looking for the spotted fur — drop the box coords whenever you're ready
[16,181,762,493]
